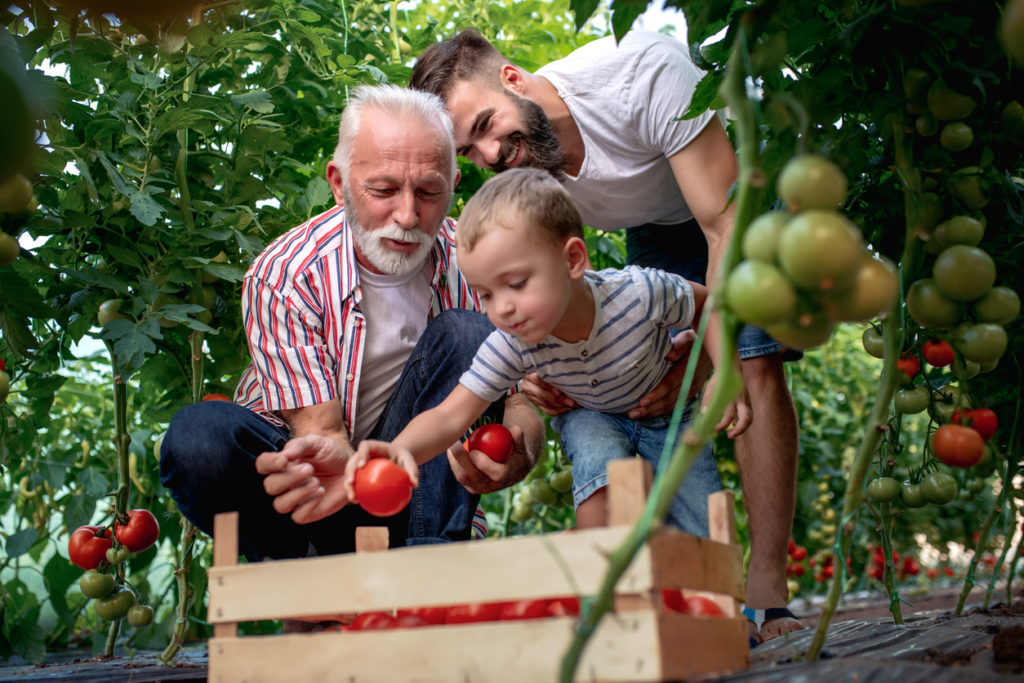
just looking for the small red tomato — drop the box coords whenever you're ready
[114,509,160,553]
[464,423,515,464]
[396,606,448,625]
[952,408,998,441]
[944,566,955,577]
[0,358,5,371]
[790,564,806,577]
[201,393,232,402]
[349,611,395,630]
[823,565,835,578]
[787,539,796,554]
[661,589,687,613]
[352,458,414,517]
[445,602,503,625]
[925,568,940,579]
[933,423,985,468]
[922,340,955,367]
[902,558,920,576]
[896,354,920,381]
[499,599,550,621]
[391,613,429,629]
[547,596,581,617]
[68,525,113,570]
[685,596,724,617]
[790,545,808,561]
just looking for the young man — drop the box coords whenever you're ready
[410,29,803,642]
[351,168,750,534]
[159,85,544,564]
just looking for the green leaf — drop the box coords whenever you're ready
[44,553,81,627]
[64,265,131,294]
[570,0,601,30]
[107,243,145,269]
[5,528,39,558]
[231,90,275,114]
[610,0,649,41]
[201,262,245,283]
[0,269,56,318]
[77,468,109,500]
[100,318,161,373]
[682,70,725,119]
[130,188,164,226]
[0,309,38,356]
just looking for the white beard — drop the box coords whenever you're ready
[347,202,435,276]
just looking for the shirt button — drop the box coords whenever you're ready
[354,320,361,328]
[590,379,599,386]
[346,373,354,381]
[580,349,588,357]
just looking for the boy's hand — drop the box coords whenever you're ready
[346,440,420,503]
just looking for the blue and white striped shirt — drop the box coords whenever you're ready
[460,266,695,413]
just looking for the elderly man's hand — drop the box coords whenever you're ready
[627,329,712,420]
[255,434,352,524]
[447,423,533,494]
[521,373,577,416]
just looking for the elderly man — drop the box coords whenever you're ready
[159,84,543,563]
[410,30,803,642]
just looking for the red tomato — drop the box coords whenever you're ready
[114,509,160,553]
[868,565,884,581]
[787,539,796,554]
[944,566,955,577]
[952,408,998,441]
[790,564,806,577]
[0,358,5,371]
[661,589,687,613]
[933,424,985,468]
[902,557,921,576]
[68,525,113,570]
[790,545,808,561]
[464,423,515,464]
[896,354,920,381]
[499,599,550,621]
[925,568,940,579]
[445,602,503,625]
[823,565,835,578]
[396,606,448,625]
[685,596,724,617]
[349,611,395,630]
[391,613,429,629]
[922,340,955,367]
[352,458,413,517]
[547,596,581,617]
[201,393,232,402]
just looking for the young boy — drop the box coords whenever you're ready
[350,168,749,534]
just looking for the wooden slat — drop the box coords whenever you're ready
[208,611,745,683]
[607,458,653,525]
[708,490,738,545]
[647,530,745,601]
[355,526,389,552]
[210,512,239,639]
[207,525,659,622]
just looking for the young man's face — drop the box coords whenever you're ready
[329,111,454,276]
[445,80,566,178]
[458,221,575,344]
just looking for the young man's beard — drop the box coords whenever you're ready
[345,187,435,276]
[494,91,568,180]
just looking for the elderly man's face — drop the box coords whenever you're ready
[330,111,453,275]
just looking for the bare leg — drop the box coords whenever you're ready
[735,353,804,641]
[575,489,608,529]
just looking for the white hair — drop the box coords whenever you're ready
[332,84,457,187]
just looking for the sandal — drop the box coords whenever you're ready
[742,606,801,645]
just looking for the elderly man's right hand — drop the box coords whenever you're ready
[255,434,352,524]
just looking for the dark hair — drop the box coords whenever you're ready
[410,28,507,101]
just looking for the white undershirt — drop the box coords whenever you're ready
[352,260,432,444]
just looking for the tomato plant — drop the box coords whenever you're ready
[932,424,985,468]
[352,458,414,517]
[114,509,160,553]
[68,525,113,571]
[465,423,515,464]
[127,604,155,627]
[93,590,135,621]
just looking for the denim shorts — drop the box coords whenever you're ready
[551,405,721,538]
[625,220,797,360]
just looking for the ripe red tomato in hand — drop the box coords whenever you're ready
[352,458,414,517]
[114,509,160,553]
[922,340,955,367]
[896,354,920,382]
[951,407,998,441]
[685,596,725,617]
[499,599,550,621]
[445,601,503,625]
[68,525,113,570]
[932,424,985,468]
[464,423,515,463]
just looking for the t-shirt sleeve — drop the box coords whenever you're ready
[242,276,337,411]
[635,266,696,330]
[459,329,525,403]
[631,38,716,158]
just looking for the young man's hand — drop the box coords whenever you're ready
[627,329,712,420]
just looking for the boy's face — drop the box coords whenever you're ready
[458,222,575,344]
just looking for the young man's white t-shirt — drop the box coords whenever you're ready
[536,31,716,231]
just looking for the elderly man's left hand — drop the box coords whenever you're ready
[447,423,533,494]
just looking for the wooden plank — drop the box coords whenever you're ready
[708,490,738,545]
[207,525,659,623]
[658,613,750,680]
[210,512,239,639]
[607,458,653,526]
[356,526,389,552]
[647,530,746,601]
[209,612,697,682]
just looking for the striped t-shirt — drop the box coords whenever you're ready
[460,266,695,414]
[234,205,480,436]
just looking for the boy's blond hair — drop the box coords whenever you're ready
[456,168,584,251]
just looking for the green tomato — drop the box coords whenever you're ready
[973,286,1020,326]
[0,232,19,267]
[127,604,155,627]
[920,471,958,505]
[725,260,798,327]
[866,477,901,503]
[548,469,574,494]
[777,155,848,211]
[954,323,1008,364]
[906,278,962,328]
[79,570,116,599]
[951,355,980,380]
[510,502,534,522]
[915,113,939,137]
[0,369,8,404]
[765,313,836,351]
[933,216,984,247]
[939,122,973,152]
[822,255,898,322]
[945,166,989,210]
[919,192,944,231]
[106,546,131,565]
[97,299,128,326]
[861,327,885,358]
[778,210,864,291]
[894,386,930,414]
[528,479,558,506]
[966,478,986,494]
[933,245,996,302]
[94,589,135,621]
[742,211,789,263]
[927,78,976,121]
[900,482,927,508]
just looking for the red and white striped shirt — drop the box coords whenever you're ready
[234,205,481,436]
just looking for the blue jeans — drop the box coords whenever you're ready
[552,402,721,537]
[625,221,789,359]
[159,309,500,561]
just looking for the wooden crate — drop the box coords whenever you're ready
[206,459,750,682]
